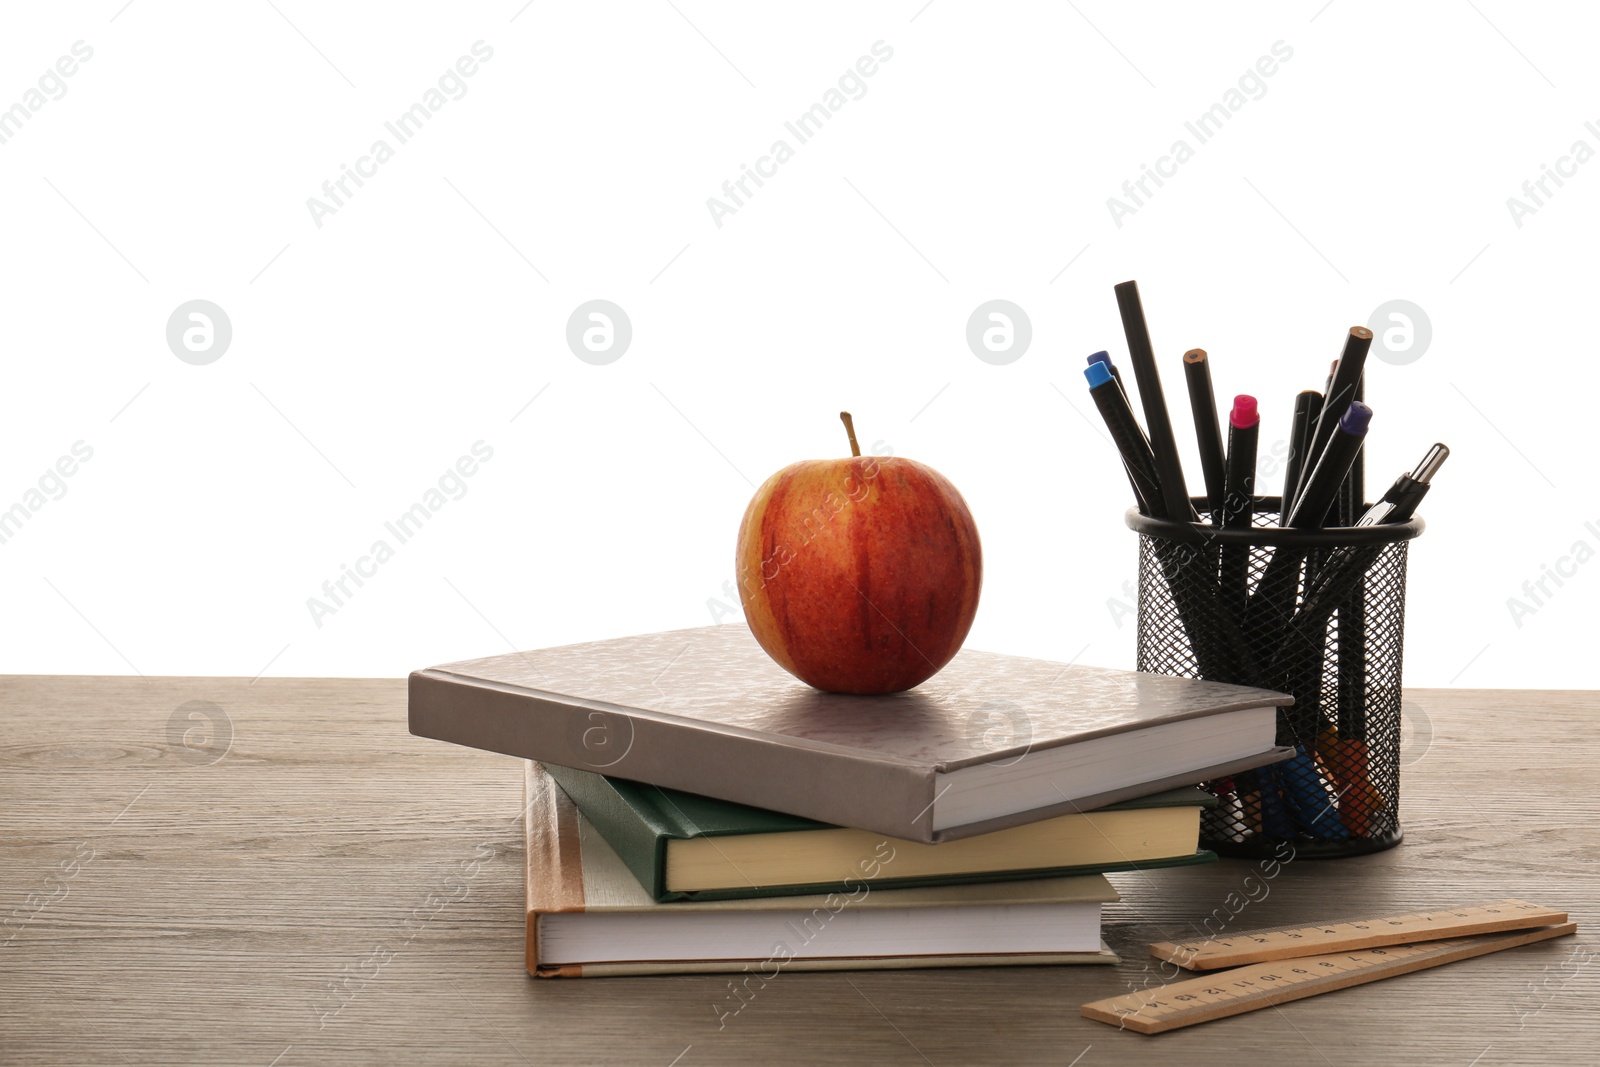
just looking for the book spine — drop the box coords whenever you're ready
[523,762,587,975]
[542,763,677,901]
[411,670,938,842]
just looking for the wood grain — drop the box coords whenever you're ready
[1,676,1596,1065]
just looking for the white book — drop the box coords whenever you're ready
[523,762,1120,978]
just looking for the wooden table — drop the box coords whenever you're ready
[2,677,1596,1065]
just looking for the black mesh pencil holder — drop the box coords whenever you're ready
[1126,497,1424,859]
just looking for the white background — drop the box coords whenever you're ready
[1,1,1595,687]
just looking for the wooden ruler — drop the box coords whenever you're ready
[1084,922,1576,1034]
[1149,899,1568,970]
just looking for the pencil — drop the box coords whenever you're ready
[1183,349,1227,524]
[1114,281,1195,522]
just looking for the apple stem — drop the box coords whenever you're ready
[839,412,861,457]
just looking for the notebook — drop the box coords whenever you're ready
[413,624,1293,843]
[545,761,1216,902]
[523,762,1120,978]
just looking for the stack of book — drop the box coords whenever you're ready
[410,626,1291,978]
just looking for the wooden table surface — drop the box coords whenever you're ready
[2,676,1596,1065]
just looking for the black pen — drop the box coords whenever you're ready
[1358,443,1450,525]
[1085,360,1162,516]
[1337,375,1365,526]
[1334,374,1367,746]
[1319,358,1337,518]
[1221,395,1259,621]
[1246,401,1374,678]
[1280,390,1321,520]
[1089,352,1160,515]
[1087,351,1127,395]
[1290,443,1451,654]
[1087,360,1242,681]
[1286,402,1372,529]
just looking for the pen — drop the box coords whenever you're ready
[1285,442,1450,684]
[1245,403,1374,701]
[1357,443,1450,525]
[1327,371,1368,825]
[1317,360,1338,522]
[1293,328,1372,508]
[1279,747,1349,840]
[1339,375,1366,526]
[1087,351,1127,395]
[1089,353,1143,449]
[1286,402,1372,529]
[1085,360,1162,515]
[1316,727,1379,835]
[1276,396,1370,697]
[1334,375,1367,781]
[1292,443,1452,628]
[1183,349,1227,524]
[1114,281,1196,522]
[1088,360,1234,682]
[1220,395,1258,622]
[1259,770,1294,839]
[1340,341,1383,847]
[1280,390,1321,520]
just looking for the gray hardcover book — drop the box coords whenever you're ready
[409,625,1293,844]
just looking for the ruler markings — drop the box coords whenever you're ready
[1087,921,1577,1034]
[1150,899,1567,970]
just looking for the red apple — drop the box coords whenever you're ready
[735,413,982,694]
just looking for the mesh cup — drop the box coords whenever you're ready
[1126,496,1424,859]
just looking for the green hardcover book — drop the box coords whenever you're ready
[543,762,1217,903]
